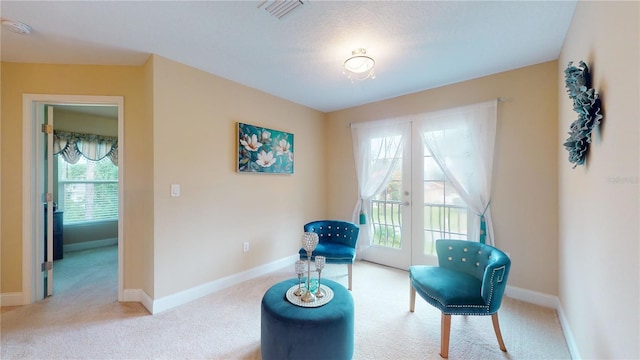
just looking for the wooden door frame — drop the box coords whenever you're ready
[22,94,124,304]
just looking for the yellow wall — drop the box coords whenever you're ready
[150,56,326,298]
[138,57,155,297]
[558,1,639,358]
[0,62,152,294]
[1,58,327,301]
[326,61,559,295]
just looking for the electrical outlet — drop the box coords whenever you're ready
[243,242,250,253]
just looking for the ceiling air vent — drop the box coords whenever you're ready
[257,0,304,19]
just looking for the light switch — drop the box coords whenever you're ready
[171,184,180,197]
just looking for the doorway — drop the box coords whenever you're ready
[49,104,119,298]
[356,101,497,270]
[360,125,469,269]
[21,94,124,304]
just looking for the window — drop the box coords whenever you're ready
[423,141,468,255]
[57,156,118,224]
[370,135,404,249]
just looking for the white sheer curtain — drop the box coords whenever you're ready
[350,120,410,254]
[414,100,497,245]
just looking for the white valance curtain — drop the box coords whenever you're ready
[53,130,118,166]
[350,119,410,254]
[413,100,498,245]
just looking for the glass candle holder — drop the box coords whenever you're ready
[315,256,326,298]
[294,260,305,296]
[301,232,319,253]
[301,232,319,303]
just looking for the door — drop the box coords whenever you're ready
[411,128,469,266]
[360,132,412,269]
[40,105,55,297]
[24,94,124,304]
[361,124,469,269]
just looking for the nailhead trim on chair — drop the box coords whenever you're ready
[422,291,490,315]
[481,264,506,313]
[486,267,497,309]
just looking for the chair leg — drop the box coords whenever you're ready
[492,313,507,352]
[347,263,353,290]
[409,282,416,312]
[441,313,451,358]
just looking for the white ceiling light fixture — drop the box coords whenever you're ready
[1,19,32,35]
[343,48,376,82]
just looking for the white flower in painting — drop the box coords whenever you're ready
[276,139,291,155]
[262,131,272,142]
[240,134,262,152]
[256,150,276,167]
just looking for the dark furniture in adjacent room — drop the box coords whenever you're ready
[44,209,64,261]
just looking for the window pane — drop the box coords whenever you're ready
[424,181,444,204]
[62,183,118,223]
[370,136,403,249]
[422,132,469,256]
[424,156,444,181]
[58,156,118,224]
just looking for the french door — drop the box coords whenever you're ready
[360,132,412,269]
[361,124,469,270]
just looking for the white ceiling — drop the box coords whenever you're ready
[1,0,577,113]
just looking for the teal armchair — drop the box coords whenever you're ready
[409,239,511,358]
[299,220,359,290]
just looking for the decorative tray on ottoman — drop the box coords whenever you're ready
[285,284,334,308]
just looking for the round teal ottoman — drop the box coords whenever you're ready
[261,278,354,360]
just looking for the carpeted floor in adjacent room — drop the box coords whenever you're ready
[1,245,571,359]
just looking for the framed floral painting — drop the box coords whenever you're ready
[237,122,294,174]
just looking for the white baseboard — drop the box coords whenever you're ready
[555,301,581,359]
[505,284,560,309]
[151,254,298,314]
[505,285,579,359]
[0,292,25,307]
[64,238,118,253]
[122,288,153,314]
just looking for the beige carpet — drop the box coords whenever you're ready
[1,245,571,359]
